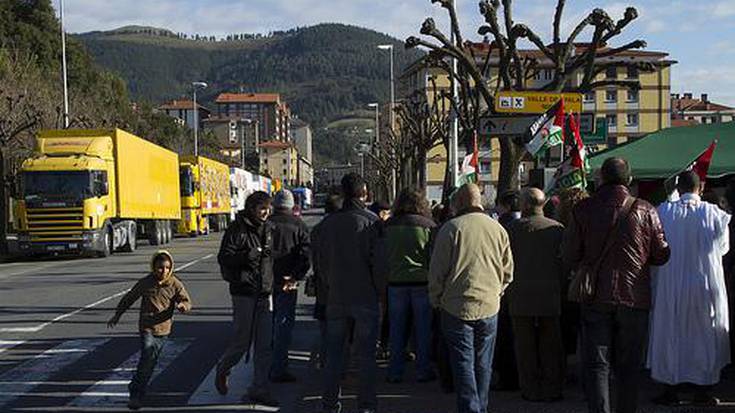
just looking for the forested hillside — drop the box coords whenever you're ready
[77,24,423,165]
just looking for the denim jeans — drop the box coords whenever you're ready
[272,290,298,376]
[441,311,498,413]
[387,286,433,380]
[217,295,273,394]
[581,305,649,413]
[322,304,380,412]
[129,332,168,397]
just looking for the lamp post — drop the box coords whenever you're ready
[191,81,208,157]
[367,103,379,152]
[60,0,70,128]
[448,1,459,189]
[378,44,397,199]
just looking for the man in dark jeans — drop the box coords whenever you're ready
[564,157,670,413]
[269,189,311,382]
[317,173,382,413]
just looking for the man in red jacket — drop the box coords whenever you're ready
[563,157,670,413]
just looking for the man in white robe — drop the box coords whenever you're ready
[648,171,731,406]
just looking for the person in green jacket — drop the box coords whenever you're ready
[384,188,437,383]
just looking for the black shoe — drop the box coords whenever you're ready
[693,392,720,407]
[247,390,280,407]
[127,394,142,410]
[270,371,298,383]
[652,391,684,406]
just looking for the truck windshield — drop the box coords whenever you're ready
[180,168,194,196]
[23,171,93,202]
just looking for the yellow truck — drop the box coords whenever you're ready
[178,155,231,236]
[15,129,181,256]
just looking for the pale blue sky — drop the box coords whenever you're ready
[53,0,735,106]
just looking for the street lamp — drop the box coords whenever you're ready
[449,1,460,188]
[378,44,397,199]
[60,0,70,128]
[240,119,256,169]
[367,102,379,150]
[191,81,208,157]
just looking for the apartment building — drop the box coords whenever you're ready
[671,93,735,125]
[259,141,298,187]
[214,93,291,142]
[158,99,210,129]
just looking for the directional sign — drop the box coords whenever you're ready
[495,91,583,114]
[478,116,536,136]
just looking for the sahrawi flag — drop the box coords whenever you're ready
[524,98,565,156]
[545,112,589,194]
[459,132,479,184]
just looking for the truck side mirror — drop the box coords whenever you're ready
[100,181,109,196]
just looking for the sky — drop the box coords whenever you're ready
[52,0,735,106]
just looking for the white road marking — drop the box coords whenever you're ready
[187,348,253,406]
[0,341,25,355]
[0,254,214,334]
[70,338,191,407]
[0,339,108,408]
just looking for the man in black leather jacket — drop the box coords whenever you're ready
[215,191,279,407]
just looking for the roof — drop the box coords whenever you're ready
[671,119,699,128]
[215,93,281,104]
[259,141,292,149]
[158,99,210,112]
[589,121,735,179]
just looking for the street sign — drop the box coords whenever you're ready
[478,116,536,136]
[578,112,595,134]
[495,91,583,114]
[582,118,608,144]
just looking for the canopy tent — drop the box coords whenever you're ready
[589,122,735,180]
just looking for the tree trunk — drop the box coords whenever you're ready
[0,148,9,255]
[497,137,524,195]
[441,142,453,205]
[417,150,428,190]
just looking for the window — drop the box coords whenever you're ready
[283,169,288,175]
[282,159,287,164]
[584,92,595,102]
[606,67,617,79]
[544,69,553,80]
[605,90,617,102]
[711,116,719,124]
[626,113,639,126]
[606,114,617,128]
[627,66,639,79]
[627,89,639,102]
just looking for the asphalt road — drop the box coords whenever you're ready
[0,209,733,412]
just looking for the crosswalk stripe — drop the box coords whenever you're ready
[0,340,25,355]
[187,350,253,406]
[69,338,192,407]
[0,339,108,408]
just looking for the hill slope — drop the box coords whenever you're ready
[77,24,420,128]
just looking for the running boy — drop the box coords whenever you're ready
[107,250,192,410]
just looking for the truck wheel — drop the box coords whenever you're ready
[149,221,161,246]
[98,226,113,258]
[162,222,170,244]
[122,223,137,252]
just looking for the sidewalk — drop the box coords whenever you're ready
[285,302,735,413]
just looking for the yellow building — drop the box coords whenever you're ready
[402,44,675,197]
[259,141,298,187]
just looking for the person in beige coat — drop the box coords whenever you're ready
[429,183,514,413]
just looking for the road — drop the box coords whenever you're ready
[0,210,733,412]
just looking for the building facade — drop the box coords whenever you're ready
[259,141,298,187]
[158,99,210,129]
[671,93,735,125]
[401,43,675,193]
[202,118,260,168]
[214,93,291,142]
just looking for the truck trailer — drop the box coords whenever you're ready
[15,129,181,256]
[178,156,231,236]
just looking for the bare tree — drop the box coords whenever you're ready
[406,0,653,194]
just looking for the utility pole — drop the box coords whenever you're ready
[378,44,397,199]
[191,81,208,157]
[449,0,460,189]
[60,0,70,128]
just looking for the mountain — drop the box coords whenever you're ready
[76,24,423,165]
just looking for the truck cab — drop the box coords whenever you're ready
[178,161,208,236]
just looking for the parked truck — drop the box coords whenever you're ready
[15,128,181,256]
[178,156,231,236]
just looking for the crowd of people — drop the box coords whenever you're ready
[109,156,734,413]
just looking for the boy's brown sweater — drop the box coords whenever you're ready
[113,273,191,336]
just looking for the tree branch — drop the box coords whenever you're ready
[596,39,647,58]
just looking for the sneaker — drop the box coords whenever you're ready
[215,370,229,396]
[270,371,298,383]
[693,392,720,407]
[127,394,142,410]
[248,390,280,407]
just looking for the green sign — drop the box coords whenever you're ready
[582,118,607,144]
